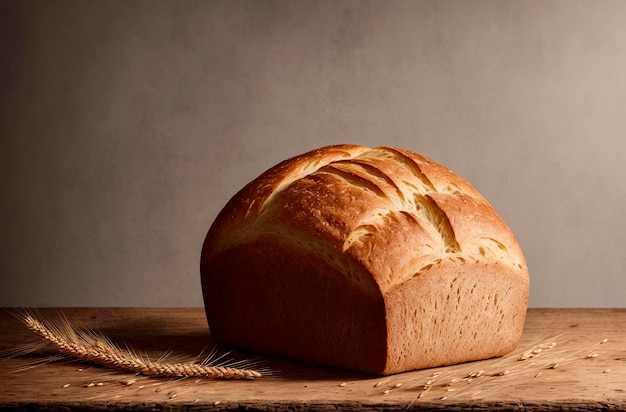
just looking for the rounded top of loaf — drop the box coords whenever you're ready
[202,144,527,294]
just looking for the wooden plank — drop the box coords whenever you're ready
[1,308,624,410]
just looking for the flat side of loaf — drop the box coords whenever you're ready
[203,232,389,373]
[201,144,530,374]
[383,260,528,374]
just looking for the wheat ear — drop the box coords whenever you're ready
[21,312,262,380]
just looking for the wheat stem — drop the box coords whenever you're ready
[21,313,262,380]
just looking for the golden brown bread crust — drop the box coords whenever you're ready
[201,145,530,374]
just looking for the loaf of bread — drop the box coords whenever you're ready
[201,145,529,375]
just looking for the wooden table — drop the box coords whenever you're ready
[1,308,624,411]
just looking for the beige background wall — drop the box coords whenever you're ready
[1,0,625,308]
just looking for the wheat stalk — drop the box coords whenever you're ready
[19,311,262,380]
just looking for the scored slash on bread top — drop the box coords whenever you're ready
[202,144,527,294]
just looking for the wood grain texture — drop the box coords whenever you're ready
[1,308,625,411]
